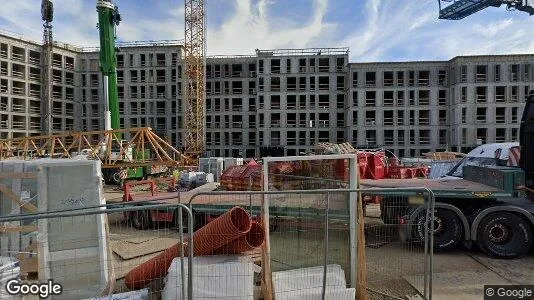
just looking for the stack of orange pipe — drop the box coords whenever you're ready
[125,206,265,290]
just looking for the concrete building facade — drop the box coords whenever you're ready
[0,32,532,158]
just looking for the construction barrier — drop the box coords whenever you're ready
[0,202,194,300]
[188,188,435,300]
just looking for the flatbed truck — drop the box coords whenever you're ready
[374,92,534,258]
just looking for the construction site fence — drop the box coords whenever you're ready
[0,202,194,300]
[189,188,435,300]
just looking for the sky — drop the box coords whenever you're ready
[0,0,533,62]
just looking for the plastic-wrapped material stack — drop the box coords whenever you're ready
[162,255,254,300]
[199,158,224,182]
[272,265,356,300]
[84,289,149,300]
[0,257,20,298]
[223,157,244,171]
[36,159,110,300]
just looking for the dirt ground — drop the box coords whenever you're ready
[103,185,534,300]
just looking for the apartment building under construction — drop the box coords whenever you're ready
[0,32,532,158]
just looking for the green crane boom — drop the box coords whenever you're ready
[96,0,121,130]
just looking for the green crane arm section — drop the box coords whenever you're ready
[97,0,121,130]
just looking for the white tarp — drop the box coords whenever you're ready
[162,255,254,300]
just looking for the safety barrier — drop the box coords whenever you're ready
[0,202,193,300]
[189,187,435,300]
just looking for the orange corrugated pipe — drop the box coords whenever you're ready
[213,221,265,254]
[124,206,252,290]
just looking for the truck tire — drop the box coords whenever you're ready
[380,197,408,224]
[476,212,532,258]
[131,210,151,230]
[415,208,463,251]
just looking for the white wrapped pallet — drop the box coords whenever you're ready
[208,157,224,182]
[223,158,244,171]
[162,255,254,300]
[272,265,355,300]
[36,160,110,300]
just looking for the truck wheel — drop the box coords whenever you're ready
[380,197,408,225]
[415,208,463,251]
[476,212,532,258]
[131,210,151,230]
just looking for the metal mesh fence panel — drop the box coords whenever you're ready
[0,203,193,300]
[362,189,434,300]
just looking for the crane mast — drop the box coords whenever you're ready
[183,0,206,161]
[96,0,121,131]
[41,0,53,135]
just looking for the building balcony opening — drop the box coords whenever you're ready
[232,98,243,111]
[318,58,329,72]
[438,70,447,86]
[52,53,62,68]
[271,113,281,127]
[365,111,376,125]
[495,107,506,124]
[12,81,25,96]
[287,95,297,110]
[383,71,394,87]
[65,56,75,70]
[438,90,447,106]
[232,81,243,94]
[418,90,430,105]
[383,110,394,126]
[30,117,40,130]
[29,100,40,114]
[336,76,345,91]
[270,59,280,73]
[52,101,62,115]
[0,44,7,59]
[12,46,25,62]
[397,71,404,86]
[270,77,280,91]
[318,94,329,109]
[65,72,74,85]
[384,130,394,145]
[156,69,166,82]
[419,110,430,125]
[232,64,242,77]
[476,107,487,124]
[318,76,329,90]
[12,115,26,130]
[65,103,73,115]
[496,128,506,143]
[418,70,429,86]
[439,110,447,125]
[365,91,376,107]
[271,95,281,109]
[476,65,487,82]
[156,53,166,67]
[477,128,487,144]
[12,98,26,113]
[52,69,62,84]
[29,84,40,98]
[476,86,487,103]
[365,72,376,87]
[287,113,297,127]
[12,63,25,79]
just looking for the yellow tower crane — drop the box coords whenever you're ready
[183,0,206,165]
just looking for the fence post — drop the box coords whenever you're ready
[349,157,358,290]
[261,159,273,299]
[322,192,330,300]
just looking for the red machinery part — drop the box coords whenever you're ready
[213,221,265,254]
[124,206,252,290]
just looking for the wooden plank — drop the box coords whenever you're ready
[0,225,38,233]
[111,238,178,260]
[0,172,37,179]
[0,185,37,212]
